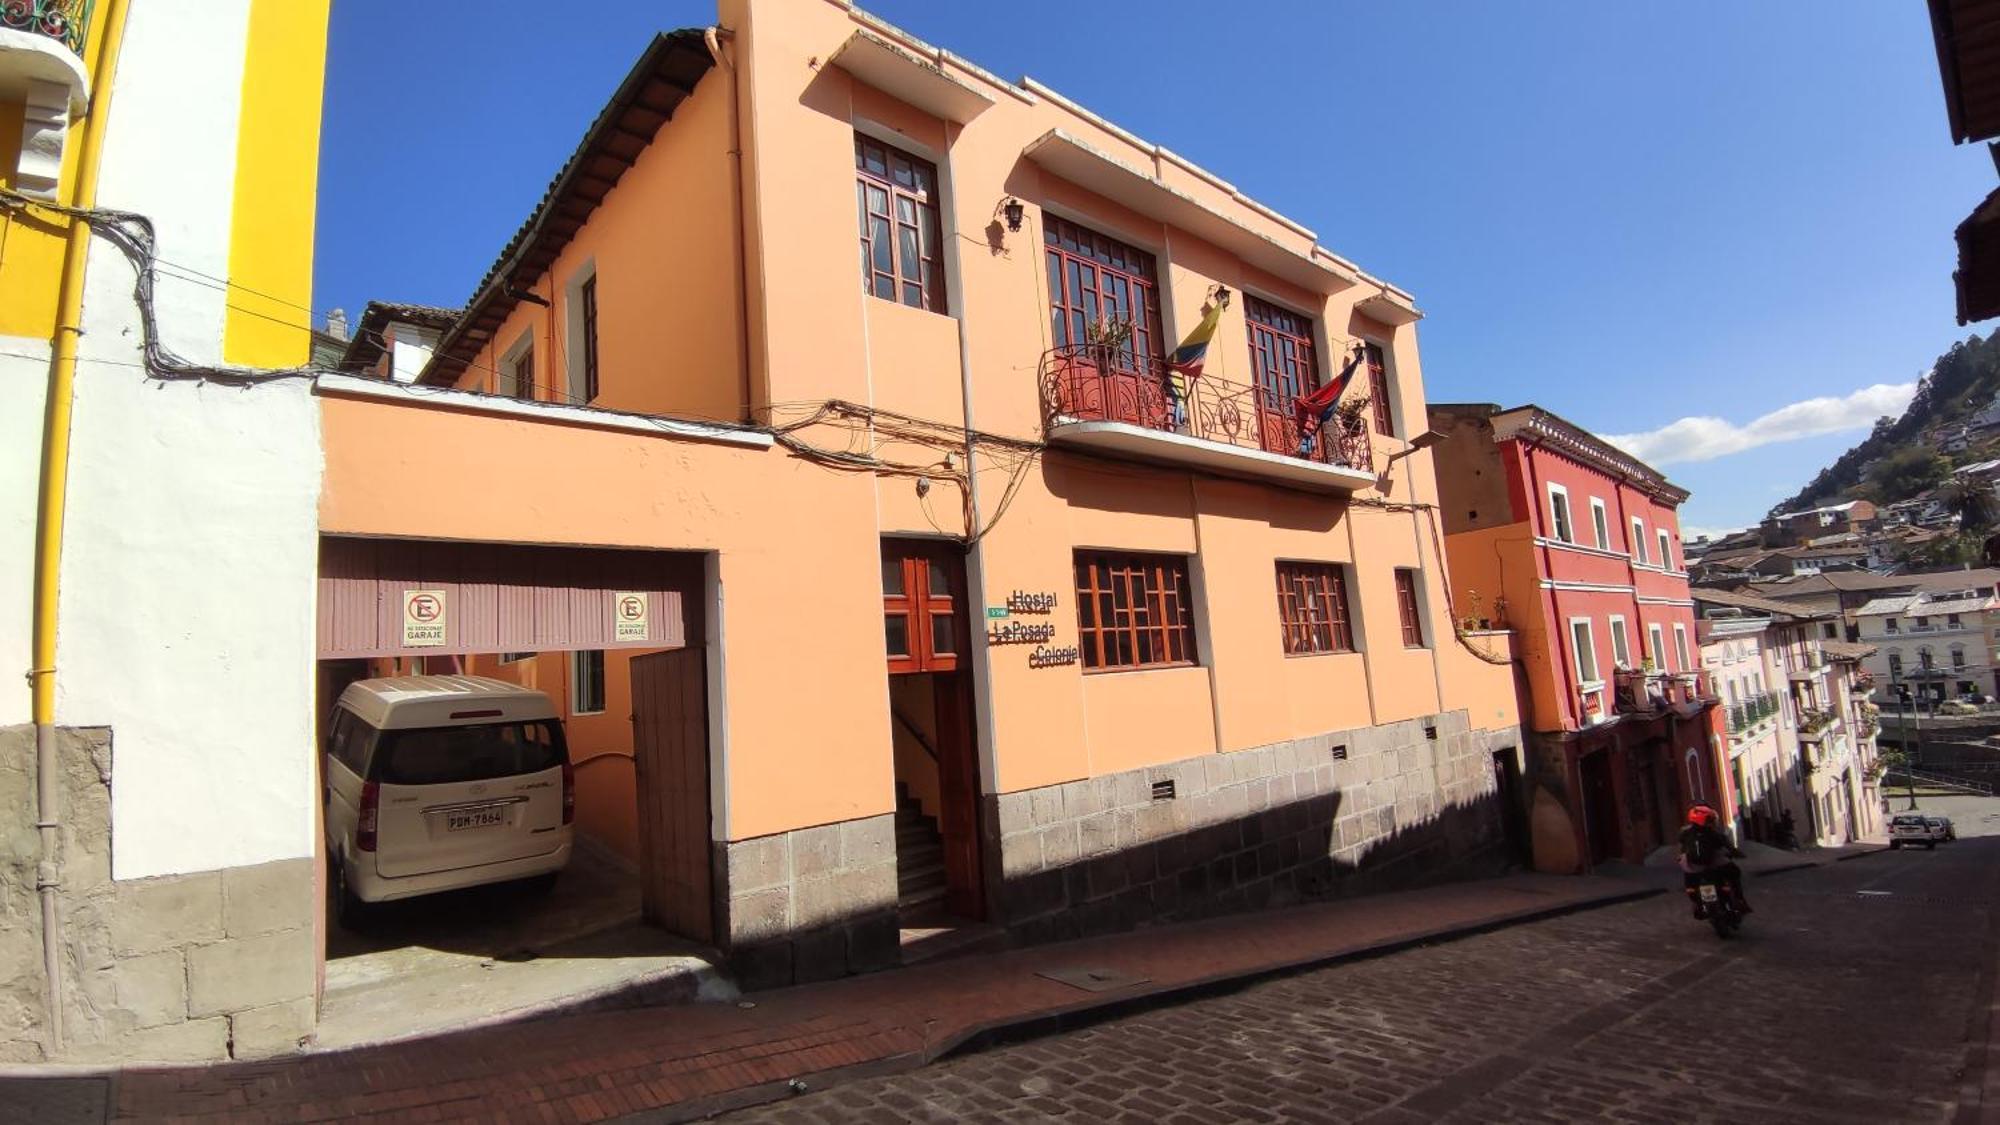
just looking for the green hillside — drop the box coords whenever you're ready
[1772,332,2000,517]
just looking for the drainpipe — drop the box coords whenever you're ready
[705,25,757,423]
[31,0,132,1057]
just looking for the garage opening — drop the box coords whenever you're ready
[312,537,725,1047]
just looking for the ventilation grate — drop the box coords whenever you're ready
[1151,779,1175,801]
[1425,725,1439,741]
[1331,744,1348,761]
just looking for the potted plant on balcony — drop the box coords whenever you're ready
[1053,315,1137,422]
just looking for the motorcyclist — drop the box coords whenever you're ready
[1679,804,1751,916]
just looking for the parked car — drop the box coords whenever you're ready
[324,676,573,922]
[1928,815,1957,842]
[1890,813,1938,849]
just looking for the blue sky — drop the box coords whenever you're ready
[313,1,1991,535]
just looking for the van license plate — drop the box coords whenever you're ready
[447,808,505,832]
[1698,884,1718,902]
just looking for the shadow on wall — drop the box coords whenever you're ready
[726,781,1515,990]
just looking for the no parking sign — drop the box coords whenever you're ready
[614,592,649,642]
[402,590,447,647]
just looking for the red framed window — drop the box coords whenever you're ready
[855,135,945,312]
[1074,550,1197,671]
[883,542,961,673]
[1276,562,1353,656]
[1245,295,1318,406]
[1045,216,1164,372]
[1394,569,1425,647]
[1365,342,1394,436]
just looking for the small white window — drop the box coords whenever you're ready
[1631,517,1648,564]
[1657,529,1674,570]
[1571,618,1600,684]
[1548,484,1574,544]
[1673,623,1691,671]
[1609,615,1632,669]
[1590,498,1611,550]
[1649,623,1668,669]
[499,331,536,400]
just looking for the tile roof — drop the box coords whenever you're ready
[1820,640,1877,661]
[338,300,463,373]
[422,30,716,387]
[1694,588,1827,620]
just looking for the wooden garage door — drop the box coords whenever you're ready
[630,647,713,943]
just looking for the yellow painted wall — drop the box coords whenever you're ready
[223,0,330,367]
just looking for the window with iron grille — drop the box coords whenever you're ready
[578,275,600,403]
[1364,342,1394,436]
[1275,561,1354,656]
[1075,550,1197,670]
[1394,569,1425,647]
[1245,295,1318,410]
[1045,216,1163,371]
[855,135,945,312]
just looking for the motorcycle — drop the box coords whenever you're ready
[1687,870,1745,938]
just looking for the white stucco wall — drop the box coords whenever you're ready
[46,0,322,880]
[78,0,250,371]
[0,339,53,728]
[55,372,322,879]
[388,328,437,384]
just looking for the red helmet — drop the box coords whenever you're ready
[1687,804,1720,827]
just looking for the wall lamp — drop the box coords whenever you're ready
[1001,197,1025,233]
[1210,284,1232,309]
[505,286,550,308]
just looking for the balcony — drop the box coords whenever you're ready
[0,0,91,199]
[1797,708,1838,742]
[1726,691,1783,735]
[1039,346,1378,493]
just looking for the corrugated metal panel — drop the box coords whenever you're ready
[318,537,697,659]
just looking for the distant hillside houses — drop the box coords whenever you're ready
[1759,500,1877,547]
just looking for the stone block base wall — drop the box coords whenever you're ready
[1,725,315,1063]
[986,711,1522,944]
[716,812,899,990]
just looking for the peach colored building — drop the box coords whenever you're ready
[315,1,1522,987]
[1429,404,1718,871]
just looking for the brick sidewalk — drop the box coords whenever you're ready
[7,873,1653,1124]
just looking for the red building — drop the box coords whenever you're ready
[1429,404,1720,870]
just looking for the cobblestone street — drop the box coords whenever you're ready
[716,823,1999,1123]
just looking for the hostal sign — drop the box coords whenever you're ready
[986,590,1076,669]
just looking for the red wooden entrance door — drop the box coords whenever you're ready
[881,540,984,920]
[630,648,713,943]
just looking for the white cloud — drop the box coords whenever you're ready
[1602,382,1918,467]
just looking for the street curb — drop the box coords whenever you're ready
[624,883,1665,1121]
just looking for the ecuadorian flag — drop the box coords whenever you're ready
[1165,301,1225,408]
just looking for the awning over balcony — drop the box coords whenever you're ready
[1046,418,1377,494]
[1022,129,1361,296]
[828,28,993,124]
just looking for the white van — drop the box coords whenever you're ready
[324,676,572,921]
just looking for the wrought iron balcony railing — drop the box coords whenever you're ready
[1039,345,1374,472]
[1,0,91,55]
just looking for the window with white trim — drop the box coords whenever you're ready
[1673,623,1691,671]
[1649,623,1668,669]
[500,332,535,400]
[1590,497,1610,550]
[1609,615,1632,669]
[1571,618,1600,685]
[572,650,606,715]
[1548,484,1574,544]
[1657,529,1674,570]
[1631,517,1648,564]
